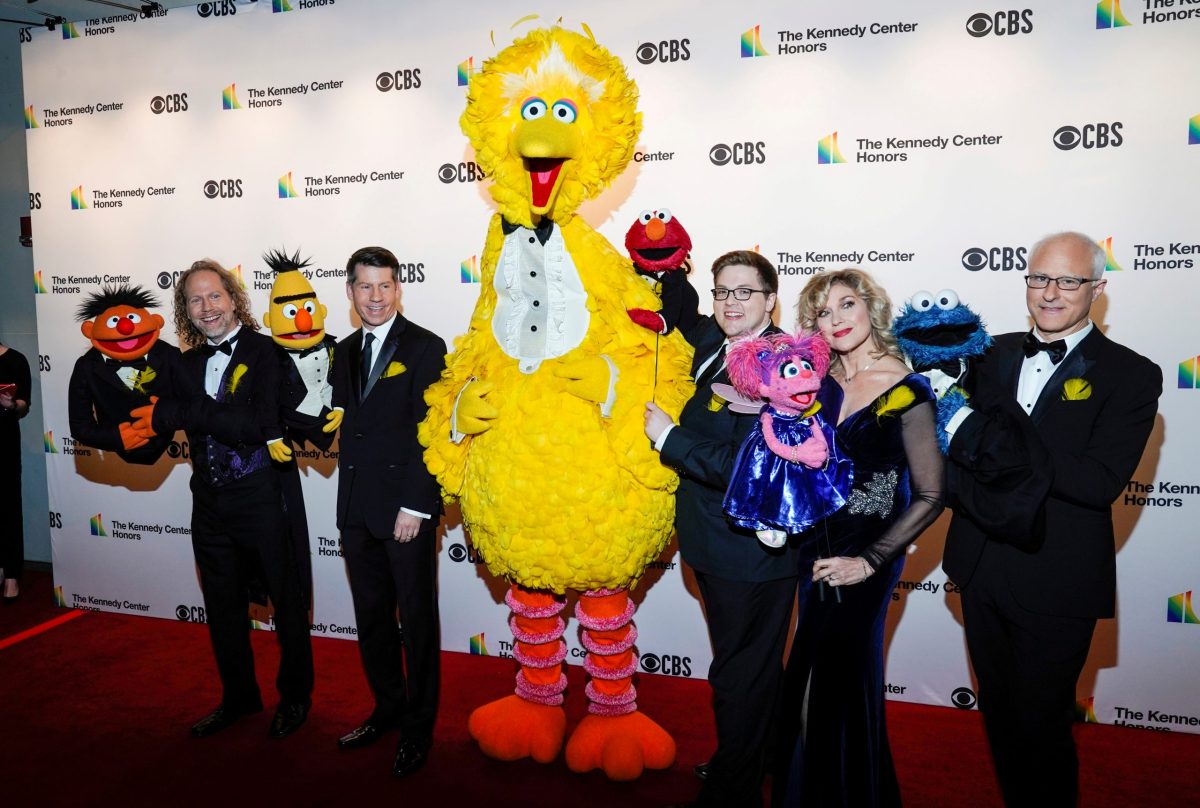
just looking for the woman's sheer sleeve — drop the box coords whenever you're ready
[861,400,946,570]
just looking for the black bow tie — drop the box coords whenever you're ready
[501,216,556,246]
[919,358,964,378]
[201,338,236,358]
[1022,332,1067,364]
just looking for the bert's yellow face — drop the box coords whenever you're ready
[263,270,327,351]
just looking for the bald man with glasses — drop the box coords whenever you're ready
[942,231,1162,807]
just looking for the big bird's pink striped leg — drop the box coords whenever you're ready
[565,588,676,781]
[468,584,567,763]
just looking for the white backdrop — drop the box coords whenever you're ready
[21,0,1200,732]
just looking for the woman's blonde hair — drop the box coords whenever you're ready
[794,269,904,375]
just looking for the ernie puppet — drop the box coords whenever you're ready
[419,26,693,780]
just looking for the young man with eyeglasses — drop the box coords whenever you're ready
[941,231,1161,807]
[645,250,795,807]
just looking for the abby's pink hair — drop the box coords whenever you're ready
[726,331,831,400]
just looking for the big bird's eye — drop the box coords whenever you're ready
[521,98,547,120]
[125,312,142,324]
[551,100,577,123]
[935,289,960,310]
[303,301,316,314]
[639,210,653,224]
[655,209,673,223]
[910,291,935,312]
[283,304,299,318]
[105,315,121,328]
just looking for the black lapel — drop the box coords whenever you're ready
[217,330,253,402]
[93,351,137,394]
[348,330,363,404]
[1030,329,1100,424]
[361,316,406,401]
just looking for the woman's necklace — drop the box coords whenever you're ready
[842,356,878,383]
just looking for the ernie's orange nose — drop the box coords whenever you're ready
[116,317,135,335]
[645,218,666,241]
[294,308,312,333]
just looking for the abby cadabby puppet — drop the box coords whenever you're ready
[720,331,853,547]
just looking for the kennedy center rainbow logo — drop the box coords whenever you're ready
[1179,356,1200,389]
[229,264,246,289]
[278,172,298,199]
[818,132,847,165]
[43,431,57,453]
[1075,696,1100,723]
[1189,114,1200,146]
[741,25,768,58]
[1168,591,1200,624]
[34,271,47,294]
[1096,0,1132,28]
[460,256,480,284]
[1099,236,1122,272]
[62,22,80,40]
[53,586,67,607]
[90,514,107,537]
[272,0,293,12]
[469,633,489,655]
[222,84,241,111]
[24,106,38,129]
[457,57,474,87]
[71,186,88,210]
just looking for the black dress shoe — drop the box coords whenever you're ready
[189,703,262,738]
[268,702,309,738]
[392,738,429,778]
[337,722,385,749]
[694,761,710,780]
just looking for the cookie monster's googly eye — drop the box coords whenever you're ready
[935,290,960,310]
[656,209,673,223]
[106,315,121,328]
[551,100,577,124]
[125,313,142,324]
[910,291,935,312]
[639,210,653,224]
[520,98,547,120]
[283,303,299,319]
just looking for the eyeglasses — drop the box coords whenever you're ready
[1024,274,1099,291]
[712,287,770,301]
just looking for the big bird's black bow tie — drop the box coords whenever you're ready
[1022,332,1067,364]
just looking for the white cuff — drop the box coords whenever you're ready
[400,507,432,520]
[653,423,675,452]
[598,355,618,419]
[945,405,974,438]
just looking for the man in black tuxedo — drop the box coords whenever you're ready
[943,232,1162,807]
[645,251,796,808]
[142,260,314,739]
[329,246,447,777]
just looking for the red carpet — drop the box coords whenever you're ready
[2,570,1196,807]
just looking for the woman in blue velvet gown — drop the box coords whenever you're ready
[775,270,945,807]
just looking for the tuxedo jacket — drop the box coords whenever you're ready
[660,317,800,583]
[637,267,701,336]
[331,315,447,537]
[277,334,338,452]
[943,329,1161,618]
[68,341,183,465]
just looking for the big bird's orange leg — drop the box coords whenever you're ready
[467,584,567,763]
[565,588,676,781]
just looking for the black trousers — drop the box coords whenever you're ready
[341,507,440,742]
[962,554,1096,808]
[693,571,798,808]
[191,468,314,710]
[0,464,22,581]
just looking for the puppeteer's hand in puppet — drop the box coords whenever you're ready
[624,208,700,337]
[719,331,854,548]
[68,284,182,464]
[261,247,339,457]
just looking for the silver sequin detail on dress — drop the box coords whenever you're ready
[846,469,898,518]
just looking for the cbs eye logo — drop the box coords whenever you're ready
[448,543,468,562]
[438,162,486,184]
[1053,122,1123,151]
[196,2,237,17]
[150,93,188,114]
[965,10,1034,37]
[203,179,243,199]
[951,687,977,709]
[709,142,767,166]
[375,69,422,92]
[167,440,190,459]
[962,246,1027,272]
[636,39,691,65]
[157,271,180,290]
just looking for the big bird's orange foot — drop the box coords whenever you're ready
[468,695,566,764]
[564,711,676,781]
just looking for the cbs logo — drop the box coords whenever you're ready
[167,441,190,459]
[196,1,237,16]
[375,69,422,92]
[965,10,1033,37]
[176,604,207,623]
[640,652,692,676]
[203,179,243,199]
[447,542,482,563]
[150,93,188,114]
[30,192,42,211]
[49,511,63,529]
[951,687,978,709]
[438,162,486,184]
[39,354,51,372]
[1053,123,1123,151]
[636,39,691,64]
[962,246,1027,272]
[709,142,767,166]
[157,270,182,290]
[19,27,32,43]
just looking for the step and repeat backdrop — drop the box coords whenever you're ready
[21,0,1199,732]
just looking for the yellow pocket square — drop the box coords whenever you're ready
[1061,378,1092,401]
[380,361,407,379]
[707,393,726,412]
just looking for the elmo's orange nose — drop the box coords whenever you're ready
[645,218,666,241]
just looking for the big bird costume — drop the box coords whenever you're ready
[418,27,693,781]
